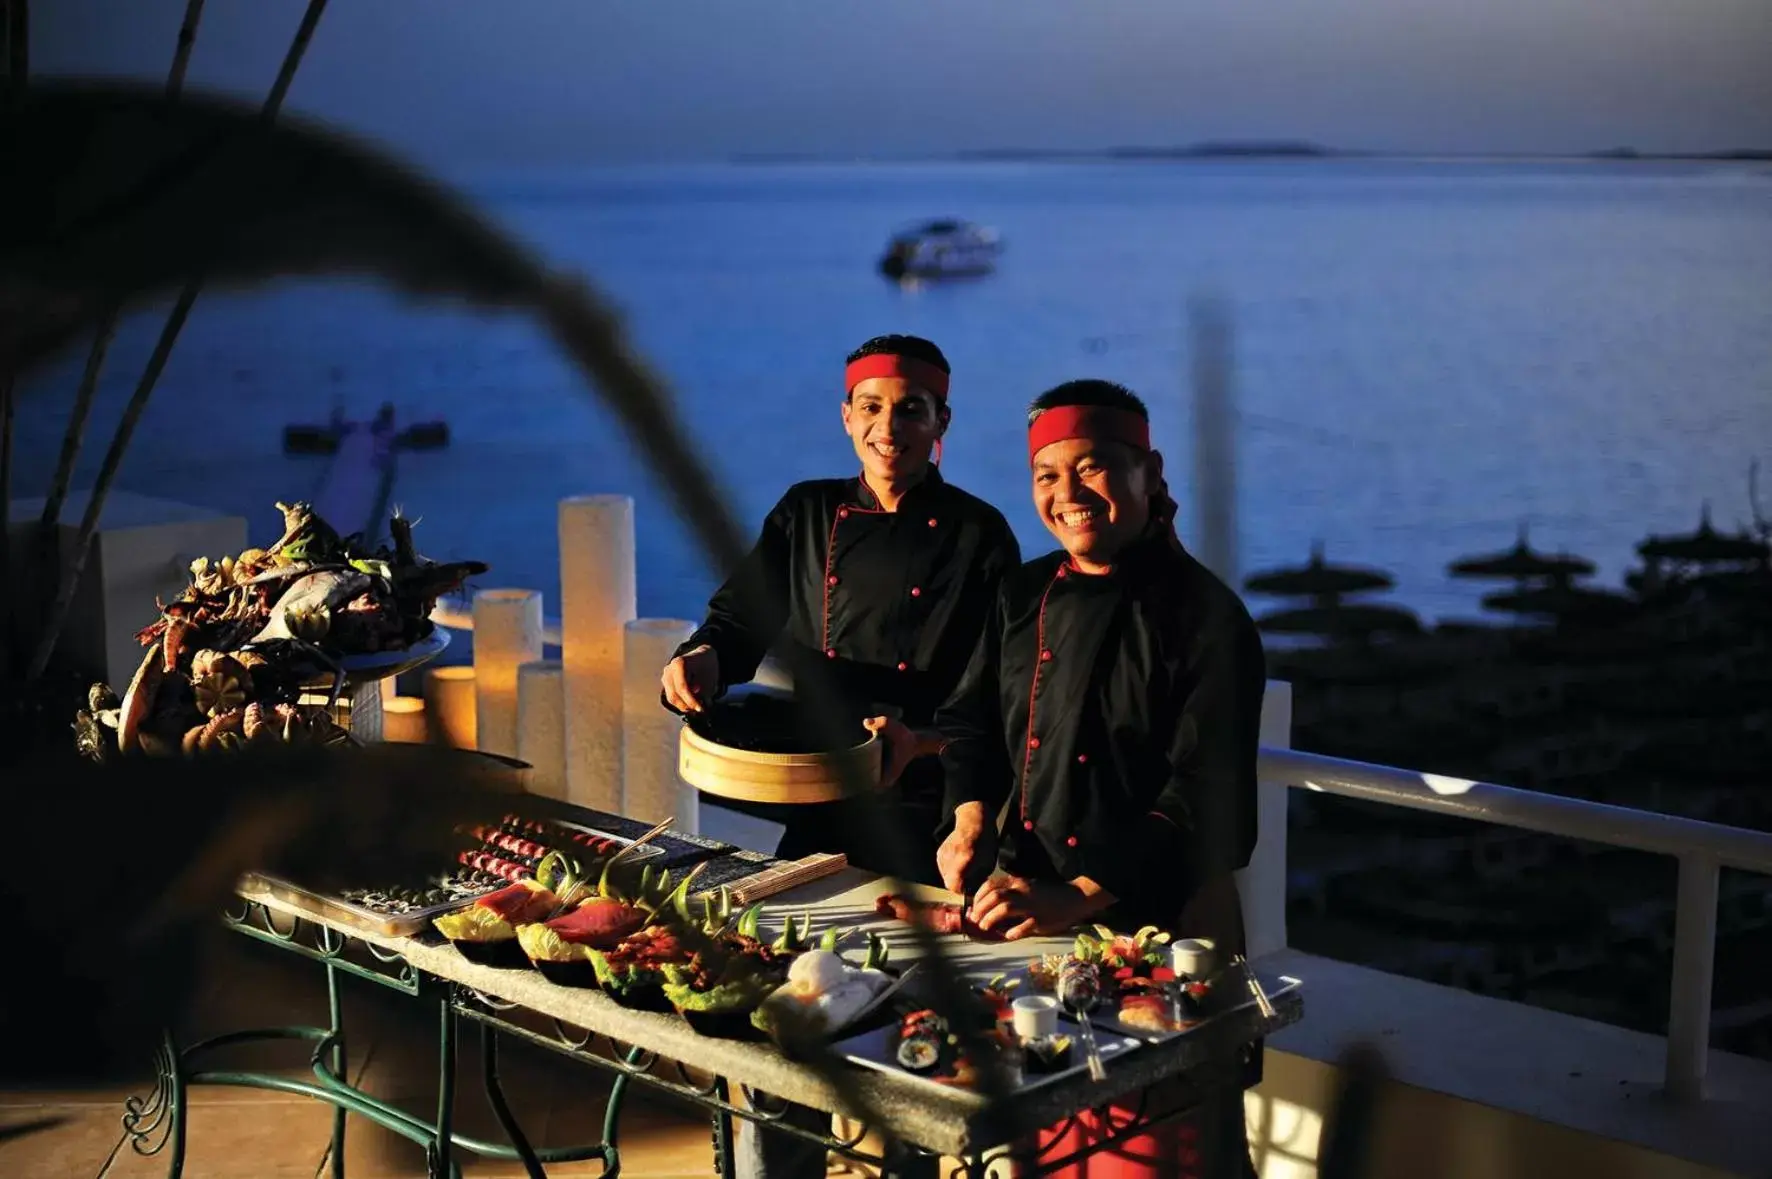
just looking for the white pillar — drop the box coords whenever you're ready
[1239,679,1292,961]
[558,495,636,812]
[1189,295,1238,587]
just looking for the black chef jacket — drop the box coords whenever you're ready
[935,533,1267,926]
[675,469,1021,873]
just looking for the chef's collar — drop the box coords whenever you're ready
[851,465,945,512]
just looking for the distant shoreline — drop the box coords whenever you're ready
[730,143,1772,166]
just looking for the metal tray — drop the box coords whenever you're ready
[240,871,491,939]
[241,822,668,939]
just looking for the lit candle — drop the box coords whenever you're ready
[471,588,544,759]
[381,695,427,744]
[517,658,568,801]
[623,619,697,830]
[424,665,476,749]
[558,495,635,811]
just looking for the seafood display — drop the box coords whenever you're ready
[245,782,1278,1060]
[1027,925,1199,1038]
[71,500,486,762]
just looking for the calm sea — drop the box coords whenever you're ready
[12,159,1772,628]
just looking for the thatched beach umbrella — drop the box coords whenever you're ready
[1447,523,1596,582]
[1243,541,1395,599]
[1637,504,1770,566]
[1480,583,1637,622]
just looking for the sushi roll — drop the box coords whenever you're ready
[432,880,557,967]
[893,1010,949,1074]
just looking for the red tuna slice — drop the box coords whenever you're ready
[478,884,556,924]
[545,898,647,949]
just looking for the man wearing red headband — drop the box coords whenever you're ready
[929,378,1266,1177]
[660,334,1020,881]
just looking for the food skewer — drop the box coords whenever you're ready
[458,850,531,883]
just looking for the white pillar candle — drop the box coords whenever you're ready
[424,665,477,749]
[471,588,545,759]
[558,495,636,812]
[622,618,697,831]
[517,658,568,801]
[382,695,428,744]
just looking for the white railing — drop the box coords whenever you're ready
[426,609,1765,1104]
[1258,744,1772,1104]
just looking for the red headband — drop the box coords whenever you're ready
[1028,405,1151,464]
[845,353,950,400]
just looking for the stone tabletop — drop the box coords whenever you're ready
[240,867,1301,1158]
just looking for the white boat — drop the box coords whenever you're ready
[877,219,1002,280]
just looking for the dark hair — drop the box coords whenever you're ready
[846,334,951,414]
[1027,379,1149,425]
[1030,379,1180,552]
[847,334,950,373]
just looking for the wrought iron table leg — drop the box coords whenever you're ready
[429,994,458,1179]
[600,1048,638,1177]
[123,1028,188,1178]
[325,960,349,1178]
[480,1021,548,1179]
[709,1076,736,1179]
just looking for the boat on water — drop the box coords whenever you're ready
[877,219,1002,280]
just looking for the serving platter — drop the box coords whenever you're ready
[832,1011,1141,1095]
[304,624,451,690]
[1015,962,1304,1044]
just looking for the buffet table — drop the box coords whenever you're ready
[122,838,1302,1178]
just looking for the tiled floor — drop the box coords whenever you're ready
[0,934,720,1179]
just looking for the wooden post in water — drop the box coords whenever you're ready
[26,0,332,683]
[1190,295,1239,587]
[0,0,25,677]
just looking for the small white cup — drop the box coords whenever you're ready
[1171,937,1218,979]
[1011,995,1060,1041]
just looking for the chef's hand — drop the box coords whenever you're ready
[937,801,997,898]
[969,874,1114,941]
[862,715,923,788]
[661,644,719,713]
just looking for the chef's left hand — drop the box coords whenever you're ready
[969,875,1114,940]
[862,715,920,788]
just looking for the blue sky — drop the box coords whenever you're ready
[36,0,1772,164]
